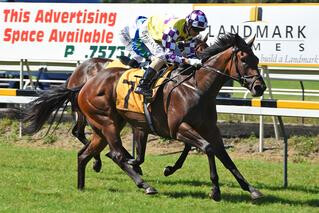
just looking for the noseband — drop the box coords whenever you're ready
[202,47,262,90]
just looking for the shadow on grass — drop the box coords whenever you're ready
[163,190,319,207]
[146,177,319,207]
[255,183,319,195]
[162,191,208,199]
[149,178,319,195]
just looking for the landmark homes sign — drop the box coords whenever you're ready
[0,3,318,67]
[195,4,319,67]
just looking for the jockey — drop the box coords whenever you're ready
[119,10,208,97]
[119,16,150,68]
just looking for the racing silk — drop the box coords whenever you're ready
[147,16,197,64]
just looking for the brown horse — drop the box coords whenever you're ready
[66,35,210,173]
[22,35,209,176]
[69,35,208,146]
[76,33,266,200]
[66,58,113,173]
[21,33,266,201]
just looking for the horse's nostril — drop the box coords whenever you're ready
[253,85,265,96]
[254,85,261,91]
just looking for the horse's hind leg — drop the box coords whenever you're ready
[72,112,89,145]
[101,124,156,194]
[163,144,192,176]
[73,112,102,173]
[106,149,157,194]
[127,128,148,166]
[92,139,103,172]
[78,132,107,190]
[121,147,143,176]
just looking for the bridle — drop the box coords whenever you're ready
[202,46,262,90]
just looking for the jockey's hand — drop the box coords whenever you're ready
[148,55,157,62]
[185,58,202,67]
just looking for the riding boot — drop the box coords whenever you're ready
[128,59,140,68]
[135,67,157,97]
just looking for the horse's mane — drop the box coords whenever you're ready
[198,33,246,61]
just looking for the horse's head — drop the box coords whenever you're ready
[199,33,267,97]
[229,34,266,97]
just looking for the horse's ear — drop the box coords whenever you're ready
[203,33,209,43]
[234,33,241,44]
[247,35,256,47]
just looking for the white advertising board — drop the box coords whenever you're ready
[0,3,191,61]
[194,3,319,67]
[0,3,318,67]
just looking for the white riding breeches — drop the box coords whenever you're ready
[139,21,166,61]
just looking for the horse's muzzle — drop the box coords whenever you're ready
[252,84,266,97]
[251,77,267,97]
[241,75,266,97]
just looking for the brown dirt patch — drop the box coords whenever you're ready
[12,123,318,164]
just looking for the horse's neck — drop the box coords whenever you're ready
[195,63,228,98]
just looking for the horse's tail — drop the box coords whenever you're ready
[21,86,81,135]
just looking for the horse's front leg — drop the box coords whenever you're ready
[204,124,264,201]
[176,122,221,201]
[163,144,192,176]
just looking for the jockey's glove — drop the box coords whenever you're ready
[187,58,202,66]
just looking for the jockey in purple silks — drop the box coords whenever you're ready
[119,10,208,97]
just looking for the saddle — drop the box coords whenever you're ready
[105,59,173,114]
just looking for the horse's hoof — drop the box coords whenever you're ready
[133,166,143,176]
[145,187,158,195]
[210,190,221,202]
[251,189,264,200]
[163,166,173,176]
[93,160,102,173]
[77,186,85,191]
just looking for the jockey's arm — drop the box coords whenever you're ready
[162,28,187,65]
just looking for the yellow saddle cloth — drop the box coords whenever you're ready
[104,59,129,69]
[115,63,173,114]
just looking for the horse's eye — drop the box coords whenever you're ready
[241,61,247,67]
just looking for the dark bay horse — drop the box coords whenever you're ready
[66,57,112,173]
[76,33,266,200]
[68,34,209,147]
[51,36,210,174]
[22,35,209,175]
[21,33,266,201]
[70,35,210,174]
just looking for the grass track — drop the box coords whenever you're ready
[0,142,318,213]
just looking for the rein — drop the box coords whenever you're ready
[202,48,261,90]
[153,65,196,89]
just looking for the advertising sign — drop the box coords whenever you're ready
[194,4,319,67]
[0,3,191,61]
[0,3,318,67]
